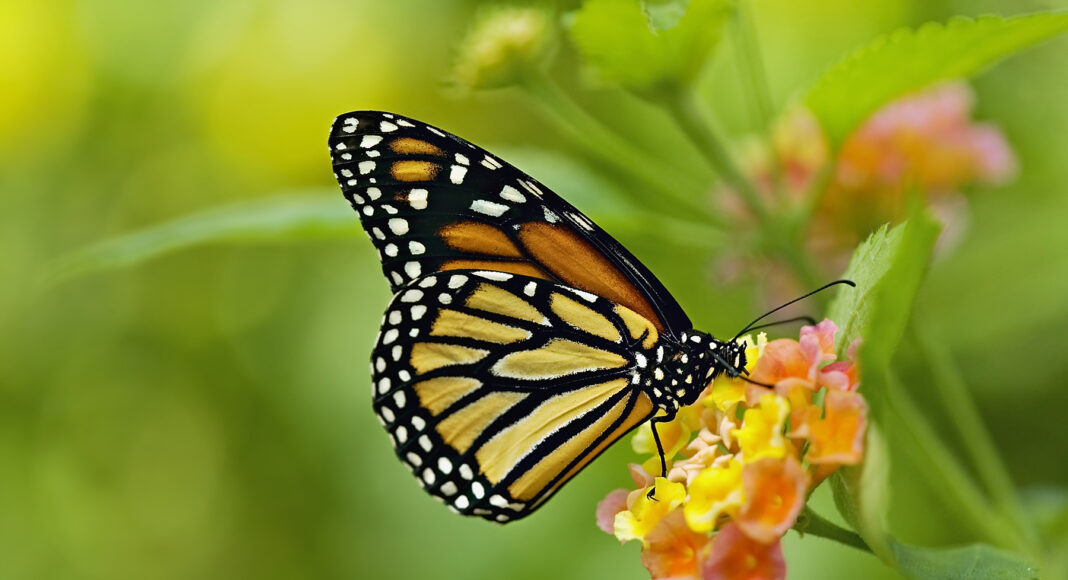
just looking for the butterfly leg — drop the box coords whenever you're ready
[645,417,671,500]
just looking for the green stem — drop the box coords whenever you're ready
[796,506,872,553]
[909,321,1036,545]
[798,160,835,224]
[520,72,721,226]
[730,0,788,203]
[886,371,1025,551]
[662,90,769,222]
[731,0,776,134]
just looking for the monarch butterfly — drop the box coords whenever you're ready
[328,111,749,523]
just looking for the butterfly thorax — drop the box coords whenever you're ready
[643,330,747,415]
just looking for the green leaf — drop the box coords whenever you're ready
[805,12,1068,146]
[826,211,942,358]
[44,191,356,285]
[832,422,893,562]
[642,0,689,32]
[826,211,940,561]
[568,0,730,93]
[889,539,1038,580]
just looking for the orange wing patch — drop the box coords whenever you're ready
[389,137,444,156]
[392,160,441,182]
[440,221,525,258]
[517,222,663,330]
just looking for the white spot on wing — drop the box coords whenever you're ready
[360,135,383,148]
[450,165,468,184]
[408,188,428,210]
[359,161,375,174]
[388,218,409,235]
[570,288,598,302]
[380,121,399,132]
[475,271,512,282]
[470,199,509,217]
[499,185,526,203]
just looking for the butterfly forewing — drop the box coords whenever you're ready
[328,110,691,336]
[370,270,671,522]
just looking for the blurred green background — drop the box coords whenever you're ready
[2,0,1067,578]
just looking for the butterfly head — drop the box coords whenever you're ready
[656,331,747,411]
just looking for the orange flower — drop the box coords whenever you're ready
[804,389,868,466]
[749,320,839,392]
[702,522,786,580]
[714,82,1016,282]
[641,509,711,580]
[599,319,865,580]
[734,456,808,544]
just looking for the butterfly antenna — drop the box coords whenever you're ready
[743,315,818,333]
[732,280,855,342]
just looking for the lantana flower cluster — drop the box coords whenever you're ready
[597,320,866,580]
[720,82,1015,285]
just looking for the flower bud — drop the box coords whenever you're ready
[449,6,556,91]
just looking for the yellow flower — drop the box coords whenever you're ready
[615,478,686,544]
[734,394,789,461]
[683,459,743,533]
[633,407,701,474]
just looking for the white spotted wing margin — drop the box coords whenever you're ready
[369,270,669,523]
[328,110,693,337]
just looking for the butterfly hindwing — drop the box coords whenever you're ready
[328,110,691,336]
[370,270,672,522]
